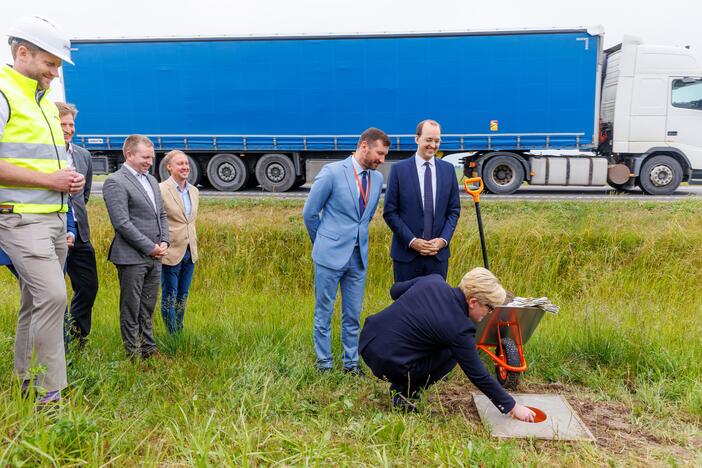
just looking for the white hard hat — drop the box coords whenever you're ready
[7,16,73,65]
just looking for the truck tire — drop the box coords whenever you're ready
[255,153,296,192]
[207,153,249,192]
[638,155,683,195]
[158,154,202,186]
[482,154,524,194]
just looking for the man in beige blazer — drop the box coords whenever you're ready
[159,150,200,334]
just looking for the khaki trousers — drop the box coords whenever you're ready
[0,212,68,392]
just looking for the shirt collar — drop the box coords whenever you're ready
[415,153,435,168]
[351,155,366,174]
[170,177,189,193]
[66,142,74,156]
[124,163,147,177]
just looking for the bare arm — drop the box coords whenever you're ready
[0,160,85,193]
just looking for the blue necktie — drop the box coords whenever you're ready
[358,170,368,217]
[423,162,434,239]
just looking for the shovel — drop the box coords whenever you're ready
[463,177,489,270]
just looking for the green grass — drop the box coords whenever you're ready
[1,199,701,465]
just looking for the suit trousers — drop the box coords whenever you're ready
[0,213,68,392]
[313,246,366,369]
[116,259,161,357]
[388,348,456,398]
[393,255,449,283]
[66,235,99,343]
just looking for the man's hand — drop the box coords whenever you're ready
[410,238,440,256]
[149,242,169,258]
[428,238,447,251]
[68,172,86,195]
[46,168,85,194]
[66,233,75,249]
[509,404,536,422]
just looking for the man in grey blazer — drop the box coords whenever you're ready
[103,135,169,358]
[56,102,99,348]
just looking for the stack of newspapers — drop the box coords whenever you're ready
[507,297,560,314]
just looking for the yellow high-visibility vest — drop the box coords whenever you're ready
[0,64,67,213]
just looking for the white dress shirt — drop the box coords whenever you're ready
[415,153,437,210]
[124,163,156,210]
[409,153,447,248]
[66,143,75,169]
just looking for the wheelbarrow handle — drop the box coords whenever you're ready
[464,177,484,203]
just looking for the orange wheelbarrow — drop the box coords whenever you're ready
[464,177,546,389]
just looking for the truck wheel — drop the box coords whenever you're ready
[255,153,296,192]
[158,154,202,186]
[482,154,524,194]
[638,155,683,195]
[207,153,249,191]
[495,337,521,390]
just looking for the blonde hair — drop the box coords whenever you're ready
[122,134,154,156]
[458,267,507,307]
[163,150,188,171]
[54,101,78,118]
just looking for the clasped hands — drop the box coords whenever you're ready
[410,238,446,256]
[150,242,169,258]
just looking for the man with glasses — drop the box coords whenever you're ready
[383,119,461,282]
[359,268,536,422]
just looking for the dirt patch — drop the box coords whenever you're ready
[428,379,701,462]
[428,381,482,423]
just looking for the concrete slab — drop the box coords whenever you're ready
[473,393,595,441]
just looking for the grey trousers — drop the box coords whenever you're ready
[116,259,161,357]
[0,213,68,392]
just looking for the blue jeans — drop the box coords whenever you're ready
[160,247,195,334]
[313,246,366,369]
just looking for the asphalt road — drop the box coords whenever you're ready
[91,182,702,202]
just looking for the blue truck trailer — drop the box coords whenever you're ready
[62,28,702,194]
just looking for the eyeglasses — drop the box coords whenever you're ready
[485,304,496,314]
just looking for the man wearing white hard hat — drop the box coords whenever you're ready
[0,16,85,404]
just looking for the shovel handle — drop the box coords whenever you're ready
[464,177,484,203]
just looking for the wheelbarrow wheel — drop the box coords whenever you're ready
[495,337,521,389]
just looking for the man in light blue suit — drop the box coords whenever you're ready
[303,128,390,375]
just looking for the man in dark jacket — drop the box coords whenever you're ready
[360,268,535,421]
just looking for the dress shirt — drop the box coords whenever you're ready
[409,153,446,248]
[351,155,367,197]
[124,163,156,210]
[170,177,192,219]
[415,153,437,211]
[66,143,75,169]
[64,144,78,222]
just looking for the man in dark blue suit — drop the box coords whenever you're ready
[359,268,536,422]
[383,120,461,282]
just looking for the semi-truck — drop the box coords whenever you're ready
[61,27,702,194]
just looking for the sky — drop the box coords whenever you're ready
[1,0,701,89]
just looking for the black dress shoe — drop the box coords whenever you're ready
[391,392,418,412]
[343,366,365,377]
[317,366,332,374]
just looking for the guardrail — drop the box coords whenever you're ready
[77,132,589,152]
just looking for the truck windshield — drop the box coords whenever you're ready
[672,79,702,110]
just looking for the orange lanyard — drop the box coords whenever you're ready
[354,168,370,208]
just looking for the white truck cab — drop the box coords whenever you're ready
[602,36,702,194]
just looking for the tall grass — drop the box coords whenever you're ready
[0,198,700,465]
